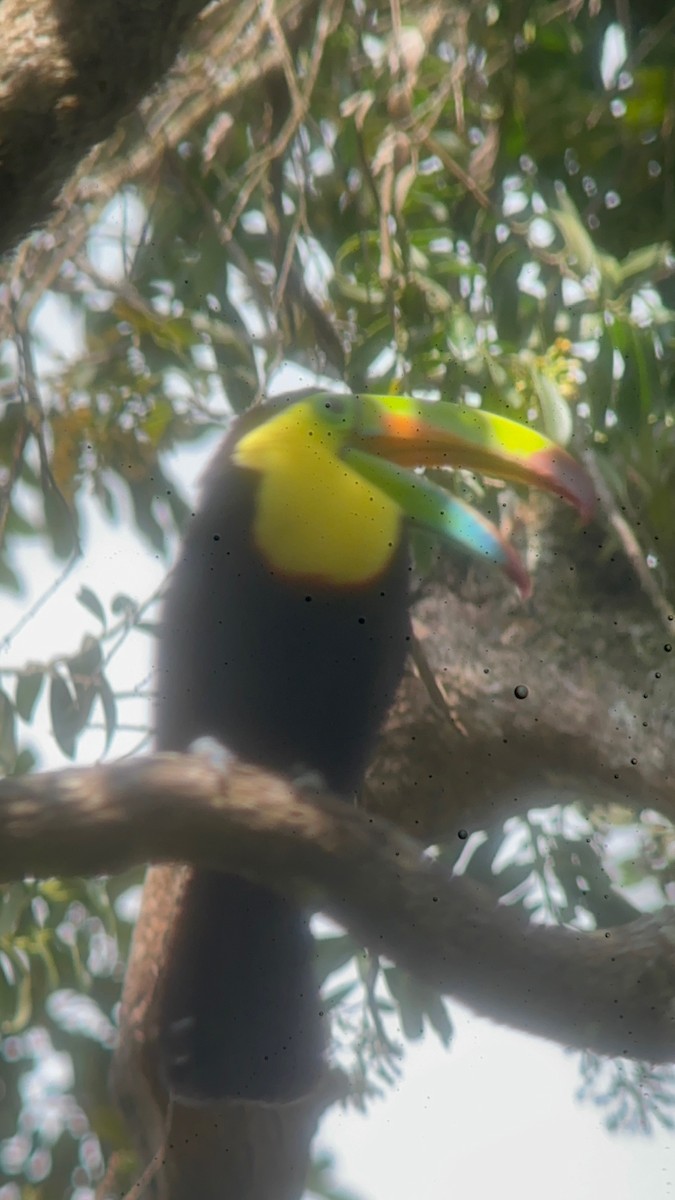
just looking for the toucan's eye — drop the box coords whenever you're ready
[325,396,346,414]
[318,393,351,428]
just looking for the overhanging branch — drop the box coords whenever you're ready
[0,0,325,259]
[2,752,674,1064]
[0,0,213,256]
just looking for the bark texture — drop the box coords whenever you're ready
[0,0,218,255]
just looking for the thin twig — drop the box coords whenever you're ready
[409,625,467,737]
[0,416,29,553]
[119,1095,174,1200]
[224,0,342,239]
[0,559,80,653]
[583,449,675,630]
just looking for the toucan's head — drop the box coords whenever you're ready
[230,391,595,596]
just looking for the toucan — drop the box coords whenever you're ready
[154,390,594,1104]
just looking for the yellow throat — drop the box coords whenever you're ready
[233,402,402,586]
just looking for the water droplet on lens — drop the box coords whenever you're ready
[458,828,468,840]
[514,684,529,699]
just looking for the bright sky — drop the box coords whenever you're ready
[324,1010,674,1200]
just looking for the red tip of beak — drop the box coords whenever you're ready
[530,449,596,524]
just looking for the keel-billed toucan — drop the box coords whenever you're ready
[155,391,594,1103]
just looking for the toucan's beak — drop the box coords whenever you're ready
[351,394,596,522]
[341,394,595,598]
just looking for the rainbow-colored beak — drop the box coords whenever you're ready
[340,393,595,597]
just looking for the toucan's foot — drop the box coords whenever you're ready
[162,1015,203,1104]
[289,763,328,794]
[189,735,235,771]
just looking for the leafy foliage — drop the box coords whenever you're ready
[1,1,674,1196]
[576,1053,675,1135]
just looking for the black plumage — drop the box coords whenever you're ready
[155,405,411,1102]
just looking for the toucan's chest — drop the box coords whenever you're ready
[156,465,411,794]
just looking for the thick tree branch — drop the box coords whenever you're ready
[365,506,675,839]
[0,0,216,256]
[2,753,674,1065]
[0,0,325,259]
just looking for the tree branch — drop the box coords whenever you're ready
[2,752,673,1065]
[364,506,675,840]
[0,0,216,256]
[0,0,324,259]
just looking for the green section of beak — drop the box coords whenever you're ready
[343,448,531,597]
[353,394,596,522]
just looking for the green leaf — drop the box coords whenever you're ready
[15,670,44,723]
[49,672,79,758]
[409,271,453,313]
[77,586,107,628]
[622,66,668,130]
[423,991,453,1048]
[0,943,33,1032]
[111,593,137,618]
[12,748,37,776]
[334,232,386,305]
[0,884,31,937]
[588,328,614,432]
[618,243,672,291]
[128,479,167,554]
[384,967,425,1041]
[66,636,103,681]
[61,637,102,739]
[550,188,598,276]
[43,484,79,560]
[314,933,359,983]
[97,674,118,755]
[0,690,17,771]
[347,315,395,387]
[530,368,573,445]
[324,980,358,1010]
[447,312,478,361]
[0,558,21,593]
[136,621,161,637]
